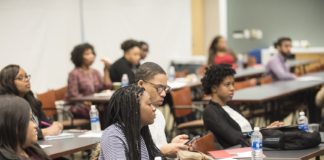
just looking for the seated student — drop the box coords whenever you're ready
[135,62,190,158]
[99,84,166,160]
[265,37,296,81]
[207,36,237,67]
[202,64,283,149]
[109,39,141,84]
[139,41,149,61]
[0,95,50,160]
[0,65,63,140]
[64,43,113,119]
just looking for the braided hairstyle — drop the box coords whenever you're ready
[201,64,236,95]
[106,84,166,160]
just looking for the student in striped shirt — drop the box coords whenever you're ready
[99,84,166,160]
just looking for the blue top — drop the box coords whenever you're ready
[98,123,150,160]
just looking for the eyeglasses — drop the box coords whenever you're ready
[143,80,171,94]
[15,75,31,81]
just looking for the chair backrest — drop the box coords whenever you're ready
[192,132,215,154]
[260,75,273,85]
[53,86,67,101]
[320,64,324,71]
[247,57,257,67]
[175,69,189,78]
[234,78,257,91]
[307,66,320,74]
[170,87,193,117]
[36,90,57,117]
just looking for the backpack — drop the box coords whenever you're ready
[260,127,321,150]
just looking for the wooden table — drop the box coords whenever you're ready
[38,132,100,159]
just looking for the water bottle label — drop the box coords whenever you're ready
[91,117,99,123]
[122,82,129,87]
[169,74,175,78]
[252,142,262,150]
[299,124,309,132]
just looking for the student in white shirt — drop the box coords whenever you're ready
[135,62,191,158]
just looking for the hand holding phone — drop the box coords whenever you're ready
[184,136,200,145]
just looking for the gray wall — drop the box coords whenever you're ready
[227,0,324,53]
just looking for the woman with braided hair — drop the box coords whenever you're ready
[98,84,166,160]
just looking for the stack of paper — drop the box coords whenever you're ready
[44,133,74,141]
[78,133,102,138]
[296,76,323,81]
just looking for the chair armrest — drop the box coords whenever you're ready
[173,105,203,113]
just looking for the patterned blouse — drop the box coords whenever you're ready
[99,123,150,160]
[64,68,113,102]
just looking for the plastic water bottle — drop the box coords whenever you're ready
[121,74,129,87]
[90,105,101,133]
[252,127,263,160]
[169,66,175,81]
[298,111,309,132]
[237,53,243,69]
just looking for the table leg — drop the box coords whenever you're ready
[316,155,320,160]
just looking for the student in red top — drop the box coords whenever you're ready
[207,36,238,68]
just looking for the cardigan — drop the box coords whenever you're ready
[203,100,251,149]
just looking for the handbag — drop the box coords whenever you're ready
[177,150,214,160]
[68,103,91,119]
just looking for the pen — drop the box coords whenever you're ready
[41,121,63,133]
[41,121,52,126]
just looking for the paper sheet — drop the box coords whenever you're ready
[40,145,53,149]
[167,81,187,89]
[236,151,252,157]
[78,133,102,138]
[296,76,323,81]
[208,150,232,159]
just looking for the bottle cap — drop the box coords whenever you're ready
[91,105,96,109]
[300,112,305,116]
[122,74,128,78]
[154,157,162,160]
[254,127,260,131]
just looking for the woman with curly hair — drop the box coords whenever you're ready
[109,39,141,84]
[201,63,283,149]
[98,84,166,160]
[64,43,113,119]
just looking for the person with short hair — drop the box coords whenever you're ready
[139,41,149,60]
[0,95,51,160]
[265,37,296,81]
[109,39,141,84]
[0,65,63,139]
[136,62,190,158]
[202,64,283,149]
[99,84,166,160]
[64,43,113,118]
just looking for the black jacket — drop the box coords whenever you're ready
[203,100,251,149]
[109,57,139,84]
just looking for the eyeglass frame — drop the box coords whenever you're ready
[143,80,171,94]
[15,75,31,82]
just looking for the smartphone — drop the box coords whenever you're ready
[184,136,200,145]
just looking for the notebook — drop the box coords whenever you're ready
[44,133,74,141]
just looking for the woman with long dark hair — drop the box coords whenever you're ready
[98,84,166,160]
[207,36,238,67]
[0,95,50,160]
[0,65,63,140]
